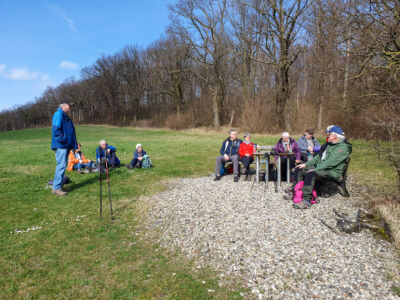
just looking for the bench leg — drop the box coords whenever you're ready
[341,181,350,198]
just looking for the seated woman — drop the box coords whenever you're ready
[238,133,259,181]
[67,143,94,173]
[297,129,321,162]
[96,139,120,169]
[126,144,147,169]
[274,132,301,180]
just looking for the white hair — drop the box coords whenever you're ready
[99,139,106,145]
[282,132,290,137]
[335,133,345,140]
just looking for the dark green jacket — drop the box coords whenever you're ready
[305,139,352,179]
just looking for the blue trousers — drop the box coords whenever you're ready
[53,148,68,191]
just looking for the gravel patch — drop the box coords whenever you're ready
[146,175,400,299]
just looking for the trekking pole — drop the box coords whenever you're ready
[99,158,103,219]
[105,157,114,221]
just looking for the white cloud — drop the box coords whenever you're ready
[59,60,78,70]
[0,64,49,81]
[49,6,78,32]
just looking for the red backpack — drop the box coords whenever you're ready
[292,181,318,204]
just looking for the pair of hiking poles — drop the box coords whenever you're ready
[99,155,114,220]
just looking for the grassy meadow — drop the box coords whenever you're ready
[0,125,397,299]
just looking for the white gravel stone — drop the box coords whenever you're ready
[146,175,400,299]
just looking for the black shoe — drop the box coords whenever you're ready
[234,175,239,182]
[125,164,133,169]
[244,174,249,181]
[214,175,221,181]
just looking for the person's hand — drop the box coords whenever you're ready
[256,145,261,150]
[296,163,306,169]
[295,160,301,164]
[245,154,250,157]
[308,146,313,153]
[88,160,91,163]
[306,169,315,173]
[107,149,111,154]
[79,159,83,164]
[224,154,229,161]
[138,157,143,161]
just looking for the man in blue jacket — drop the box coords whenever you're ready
[51,102,77,196]
[214,129,242,182]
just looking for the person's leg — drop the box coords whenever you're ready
[300,170,331,204]
[130,158,138,168]
[280,157,288,180]
[214,155,227,175]
[230,155,239,176]
[108,151,117,168]
[53,148,68,191]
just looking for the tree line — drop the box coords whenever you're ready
[0,0,399,140]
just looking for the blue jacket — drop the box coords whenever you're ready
[220,138,242,156]
[96,144,119,164]
[297,136,320,154]
[134,149,147,159]
[51,108,77,150]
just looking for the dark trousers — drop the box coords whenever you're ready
[293,167,332,203]
[280,156,296,180]
[130,158,142,168]
[240,156,254,173]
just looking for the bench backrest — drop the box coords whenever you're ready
[342,157,351,179]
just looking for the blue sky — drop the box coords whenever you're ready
[0,0,176,111]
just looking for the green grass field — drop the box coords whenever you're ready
[0,125,396,299]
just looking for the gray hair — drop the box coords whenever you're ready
[243,132,251,138]
[229,129,237,135]
[335,133,345,140]
[99,139,106,145]
[282,132,290,137]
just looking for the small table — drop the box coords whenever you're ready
[276,152,296,187]
[254,151,271,184]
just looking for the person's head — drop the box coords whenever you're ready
[325,125,335,137]
[243,132,252,142]
[99,139,107,149]
[305,129,314,140]
[59,102,71,113]
[281,132,290,143]
[229,129,238,140]
[328,126,345,144]
[136,143,143,153]
[76,143,81,151]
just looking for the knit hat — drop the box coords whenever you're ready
[136,143,142,150]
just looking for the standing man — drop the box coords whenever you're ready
[51,102,77,196]
[214,129,242,182]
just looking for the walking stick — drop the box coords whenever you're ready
[105,157,114,221]
[99,158,103,219]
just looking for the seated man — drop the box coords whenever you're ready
[96,139,120,169]
[297,129,321,162]
[274,132,301,180]
[291,126,352,209]
[214,129,242,182]
[126,143,147,169]
[67,143,94,173]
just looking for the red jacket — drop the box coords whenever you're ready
[239,142,255,158]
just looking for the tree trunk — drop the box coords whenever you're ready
[212,86,220,129]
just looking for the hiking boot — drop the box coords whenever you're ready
[233,175,239,182]
[125,164,132,169]
[284,184,294,194]
[52,189,67,196]
[82,169,90,174]
[244,174,249,181]
[214,175,221,181]
[292,200,311,209]
[77,169,83,174]
[240,168,246,175]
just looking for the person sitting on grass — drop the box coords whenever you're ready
[289,126,352,209]
[126,144,147,169]
[67,143,94,173]
[96,140,120,169]
[238,133,260,181]
[214,129,242,182]
[297,129,321,162]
